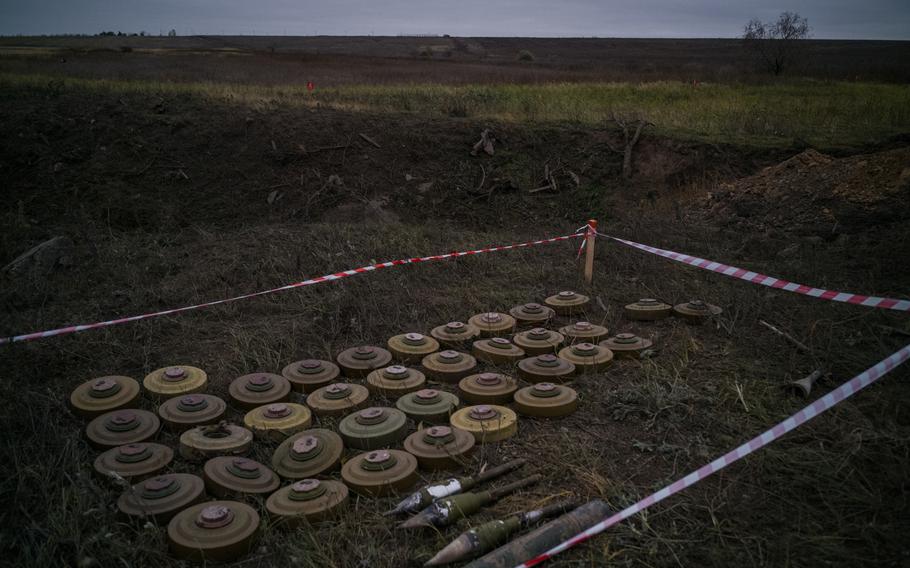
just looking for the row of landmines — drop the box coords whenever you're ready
[68,291,722,563]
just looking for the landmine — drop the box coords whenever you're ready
[673,299,723,324]
[403,425,476,470]
[341,449,419,497]
[157,394,227,431]
[143,365,207,400]
[242,403,312,441]
[167,501,260,562]
[458,373,519,405]
[387,332,440,363]
[86,409,160,449]
[366,365,426,397]
[94,442,173,482]
[558,342,614,372]
[472,338,526,365]
[558,321,609,343]
[280,359,340,393]
[180,422,253,462]
[508,303,555,326]
[306,382,370,417]
[228,373,291,410]
[336,345,393,378]
[70,375,140,418]
[544,290,590,315]
[516,354,576,383]
[468,312,517,338]
[422,350,478,384]
[512,328,565,355]
[266,479,349,527]
[338,407,409,450]
[396,389,460,423]
[599,333,653,358]
[430,321,481,349]
[624,298,673,321]
[272,429,344,479]
[203,456,280,498]
[117,473,206,523]
[513,383,578,418]
[450,405,517,443]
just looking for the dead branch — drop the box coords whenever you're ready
[528,161,560,194]
[469,184,499,202]
[471,129,494,156]
[302,143,349,154]
[358,133,381,148]
[609,112,653,180]
[2,236,73,274]
[475,165,486,193]
[759,319,812,353]
[877,324,910,337]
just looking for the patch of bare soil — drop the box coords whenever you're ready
[699,147,910,238]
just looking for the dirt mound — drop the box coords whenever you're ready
[699,147,910,238]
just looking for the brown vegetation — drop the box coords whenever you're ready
[1,40,909,568]
[1,36,909,84]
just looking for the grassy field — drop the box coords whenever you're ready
[2,72,908,148]
[1,35,909,568]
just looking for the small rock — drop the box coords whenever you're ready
[417,181,434,193]
[53,162,64,173]
[405,174,413,181]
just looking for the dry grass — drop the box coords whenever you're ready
[2,216,908,567]
[0,77,908,567]
[2,73,909,148]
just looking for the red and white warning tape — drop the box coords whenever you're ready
[0,232,581,345]
[598,231,910,311]
[5,222,907,345]
[518,341,910,567]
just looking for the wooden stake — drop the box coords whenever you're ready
[583,219,597,285]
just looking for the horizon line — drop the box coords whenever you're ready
[1,33,909,42]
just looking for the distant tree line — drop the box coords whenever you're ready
[98,31,147,37]
[96,29,176,37]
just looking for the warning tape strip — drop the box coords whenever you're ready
[598,231,910,311]
[518,341,910,567]
[0,232,581,345]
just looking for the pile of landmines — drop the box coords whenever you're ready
[71,291,720,563]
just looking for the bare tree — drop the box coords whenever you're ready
[742,12,810,75]
[606,113,652,180]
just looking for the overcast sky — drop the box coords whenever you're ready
[1,0,908,39]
